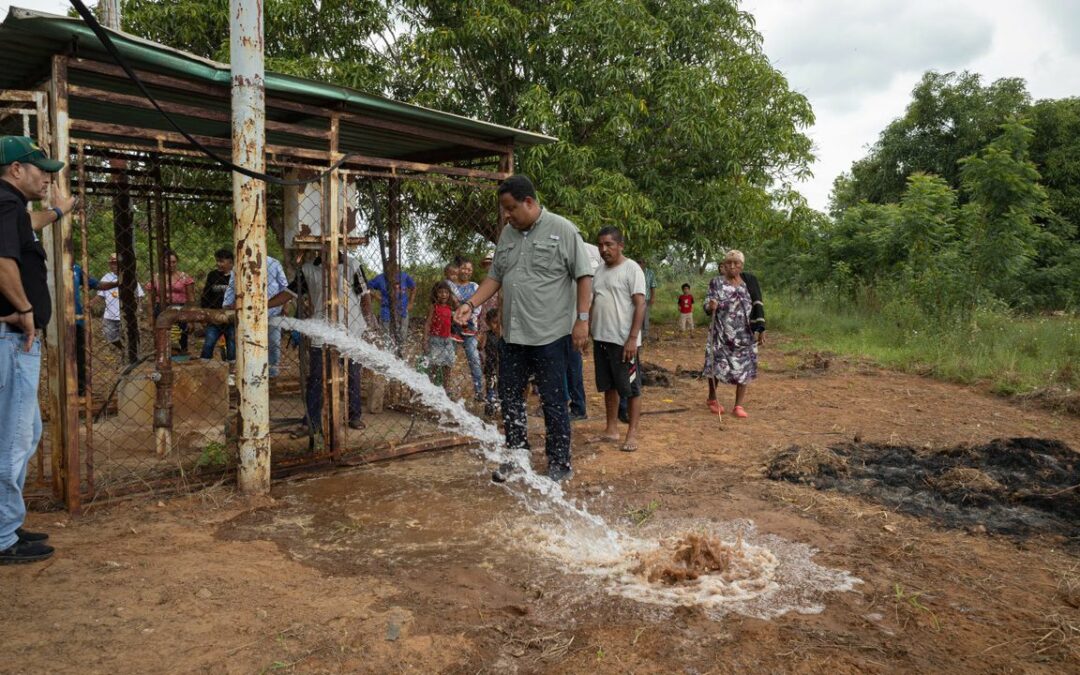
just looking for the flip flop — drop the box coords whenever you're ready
[707,399,723,415]
[587,435,619,444]
[620,442,638,453]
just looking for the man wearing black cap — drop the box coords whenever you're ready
[0,136,74,564]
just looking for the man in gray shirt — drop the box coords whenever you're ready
[453,175,593,482]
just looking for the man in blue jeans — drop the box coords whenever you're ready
[0,135,73,564]
[199,248,236,362]
[454,175,593,483]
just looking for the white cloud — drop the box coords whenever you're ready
[754,1,993,112]
[746,0,1080,210]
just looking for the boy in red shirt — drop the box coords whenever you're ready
[678,283,694,332]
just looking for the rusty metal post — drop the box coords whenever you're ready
[231,0,271,494]
[45,55,81,512]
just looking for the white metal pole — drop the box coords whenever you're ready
[100,0,121,30]
[230,0,270,494]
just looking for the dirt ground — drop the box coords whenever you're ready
[5,330,1080,674]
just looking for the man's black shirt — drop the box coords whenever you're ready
[0,178,51,329]
[200,268,231,309]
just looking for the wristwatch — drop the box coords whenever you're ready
[577,312,589,322]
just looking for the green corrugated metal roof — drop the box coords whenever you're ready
[0,6,555,159]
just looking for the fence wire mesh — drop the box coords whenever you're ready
[68,143,501,501]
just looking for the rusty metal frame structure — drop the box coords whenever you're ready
[9,48,532,512]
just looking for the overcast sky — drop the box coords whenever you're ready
[4,0,1079,212]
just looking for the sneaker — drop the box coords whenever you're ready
[707,399,723,415]
[16,528,48,543]
[547,464,573,483]
[0,539,54,565]
[733,405,748,418]
[348,419,367,430]
[618,410,630,424]
[491,462,516,483]
[569,412,588,422]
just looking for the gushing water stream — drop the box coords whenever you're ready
[279,318,860,617]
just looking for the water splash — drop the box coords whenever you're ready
[280,318,859,617]
[280,318,622,553]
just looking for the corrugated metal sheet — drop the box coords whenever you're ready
[1,6,555,159]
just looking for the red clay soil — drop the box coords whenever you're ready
[4,329,1079,673]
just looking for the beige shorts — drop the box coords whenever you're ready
[678,313,694,330]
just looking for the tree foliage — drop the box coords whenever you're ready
[392,0,814,257]
[831,71,1029,213]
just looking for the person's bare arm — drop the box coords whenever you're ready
[268,289,295,310]
[0,257,36,348]
[624,293,646,362]
[29,195,77,232]
[454,276,501,325]
[572,275,593,352]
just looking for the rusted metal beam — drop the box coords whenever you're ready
[338,152,509,181]
[231,0,271,495]
[68,84,332,141]
[69,119,330,162]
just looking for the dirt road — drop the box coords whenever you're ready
[5,332,1079,673]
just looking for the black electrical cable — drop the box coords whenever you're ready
[67,0,349,186]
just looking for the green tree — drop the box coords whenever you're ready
[393,0,815,257]
[959,119,1050,306]
[119,0,392,91]
[833,71,1030,211]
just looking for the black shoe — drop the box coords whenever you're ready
[547,465,573,483]
[491,462,516,483]
[618,411,630,424]
[0,539,54,565]
[16,528,48,542]
[569,412,588,422]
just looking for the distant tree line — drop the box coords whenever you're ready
[761,71,1080,313]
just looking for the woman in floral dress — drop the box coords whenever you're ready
[702,249,765,418]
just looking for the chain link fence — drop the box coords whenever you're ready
[69,143,500,501]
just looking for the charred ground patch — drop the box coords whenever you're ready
[767,437,1080,544]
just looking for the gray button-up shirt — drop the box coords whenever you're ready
[488,209,594,346]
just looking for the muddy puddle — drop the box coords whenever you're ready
[767,437,1080,545]
[220,452,859,626]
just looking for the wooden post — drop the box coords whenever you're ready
[45,55,81,513]
[323,114,344,460]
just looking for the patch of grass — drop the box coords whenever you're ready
[893,583,941,631]
[624,500,661,526]
[767,290,1080,398]
[195,441,229,470]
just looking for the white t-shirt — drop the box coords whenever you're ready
[590,258,646,346]
[584,243,603,274]
[97,271,144,321]
[301,256,369,344]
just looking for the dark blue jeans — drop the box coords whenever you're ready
[498,335,572,470]
[200,323,236,361]
[305,347,362,432]
[566,348,586,417]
